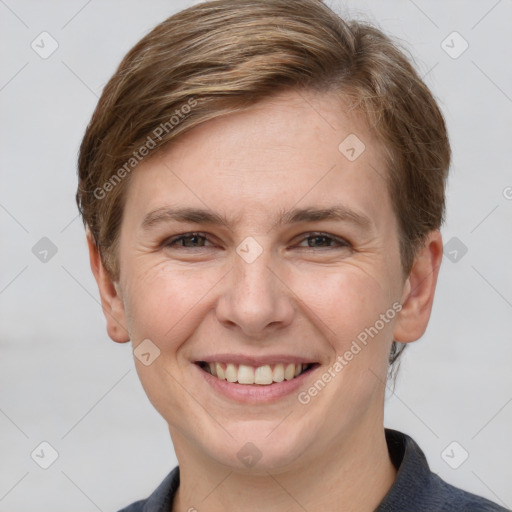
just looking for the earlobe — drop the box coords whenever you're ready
[393,231,443,343]
[86,229,130,344]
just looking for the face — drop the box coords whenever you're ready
[92,89,436,474]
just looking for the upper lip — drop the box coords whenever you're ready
[194,354,318,366]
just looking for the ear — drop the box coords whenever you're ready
[393,230,443,343]
[86,228,130,343]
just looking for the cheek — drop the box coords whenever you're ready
[121,264,219,349]
[289,264,397,346]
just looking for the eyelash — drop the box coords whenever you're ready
[163,231,350,250]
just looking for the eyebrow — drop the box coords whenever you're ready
[141,205,373,232]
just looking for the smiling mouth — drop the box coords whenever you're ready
[195,361,318,385]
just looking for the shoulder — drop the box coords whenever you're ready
[117,500,145,512]
[116,466,180,512]
[430,473,510,511]
[378,429,509,512]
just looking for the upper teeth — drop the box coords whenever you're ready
[205,362,308,385]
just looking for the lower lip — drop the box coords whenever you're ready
[194,363,319,404]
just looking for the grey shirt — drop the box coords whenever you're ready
[118,429,509,511]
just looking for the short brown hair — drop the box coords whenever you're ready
[76,0,450,370]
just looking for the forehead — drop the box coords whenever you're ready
[123,89,393,232]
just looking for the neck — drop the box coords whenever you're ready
[171,418,396,512]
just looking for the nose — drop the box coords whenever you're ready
[215,244,295,338]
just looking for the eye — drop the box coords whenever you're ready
[163,232,212,249]
[162,231,350,251]
[296,232,350,250]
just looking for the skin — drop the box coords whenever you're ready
[87,89,443,512]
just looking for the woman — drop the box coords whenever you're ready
[76,1,508,510]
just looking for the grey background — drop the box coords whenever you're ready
[0,0,511,510]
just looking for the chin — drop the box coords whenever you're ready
[202,420,317,475]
